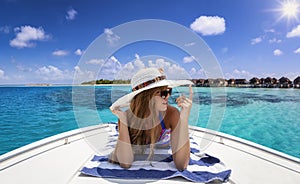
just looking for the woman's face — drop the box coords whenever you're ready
[153,87,171,111]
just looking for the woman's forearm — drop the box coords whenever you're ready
[172,88,193,170]
[115,121,134,168]
[171,118,190,170]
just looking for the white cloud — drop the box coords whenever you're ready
[183,56,196,63]
[264,29,275,33]
[110,56,118,62]
[0,68,9,80]
[251,37,262,45]
[52,50,68,56]
[225,69,255,79]
[190,68,197,74]
[74,49,84,56]
[104,28,120,46]
[134,53,140,60]
[10,25,50,48]
[184,42,195,47]
[273,49,283,56]
[66,8,77,20]
[221,47,229,54]
[117,54,145,78]
[82,55,192,81]
[190,16,226,36]
[165,64,190,79]
[133,55,145,69]
[294,48,300,54]
[147,59,189,79]
[35,65,72,81]
[86,58,105,65]
[148,58,170,69]
[74,66,82,74]
[286,25,300,38]
[269,38,282,43]
[16,64,32,72]
[117,62,135,79]
[189,68,206,79]
[0,26,10,34]
[74,66,97,82]
[100,56,122,77]
[0,69,5,78]
[83,56,122,80]
[84,56,123,80]
[86,56,121,65]
[115,56,190,80]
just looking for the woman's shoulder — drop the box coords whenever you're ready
[165,105,180,128]
[167,105,180,114]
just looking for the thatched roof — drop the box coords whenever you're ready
[249,77,260,84]
[235,79,247,84]
[294,76,300,84]
[279,77,291,84]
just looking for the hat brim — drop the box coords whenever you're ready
[110,79,193,109]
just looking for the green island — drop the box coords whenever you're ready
[81,79,130,85]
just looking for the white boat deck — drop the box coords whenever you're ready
[0,124,299,184]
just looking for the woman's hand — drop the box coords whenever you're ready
[110,106,127,125]
[175,85,193,121]
[172,85,193,170]
[109,106,133,168]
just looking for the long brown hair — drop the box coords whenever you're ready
[127,86,165,159]
[109,86,166,164]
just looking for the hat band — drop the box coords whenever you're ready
[132,75,166,91]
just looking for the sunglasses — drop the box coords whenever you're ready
[160,88,172,99]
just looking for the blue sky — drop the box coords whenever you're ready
[0,0,300,84]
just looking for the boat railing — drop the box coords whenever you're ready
[1,123,299,171]
[0,124,111,164]
[188,126,300,172]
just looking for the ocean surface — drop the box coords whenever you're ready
[0,85,299,159]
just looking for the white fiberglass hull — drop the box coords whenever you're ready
[0,123,299,184]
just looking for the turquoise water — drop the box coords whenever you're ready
[0,86,299,159]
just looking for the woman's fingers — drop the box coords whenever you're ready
[176,95,192,108]
[181,98,192,108]
[189,84,193,100]
[110,106,123,117]
[176,85,193,107]
[176,95,185,107]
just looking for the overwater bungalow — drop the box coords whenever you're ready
[227,78,235,87]
[234,79,248,87]
[190,76,299,89]
[265,77,272,84]
[214,78,227,87]
[272,77,279,87]
[192,79,205,87]
[260,78,265,85]
[278,77,293,88]
[249,77,260,87]
[294,76,300,88]
[264,77,278,88]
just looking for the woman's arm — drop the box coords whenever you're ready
[169,107,190,170]
[110,108,134,168]
[169,85,193,170]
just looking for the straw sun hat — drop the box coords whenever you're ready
[110,67,193,109]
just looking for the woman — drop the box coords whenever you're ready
[109,67,193,170]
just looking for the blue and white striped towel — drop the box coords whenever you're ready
[80,130,231,183]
